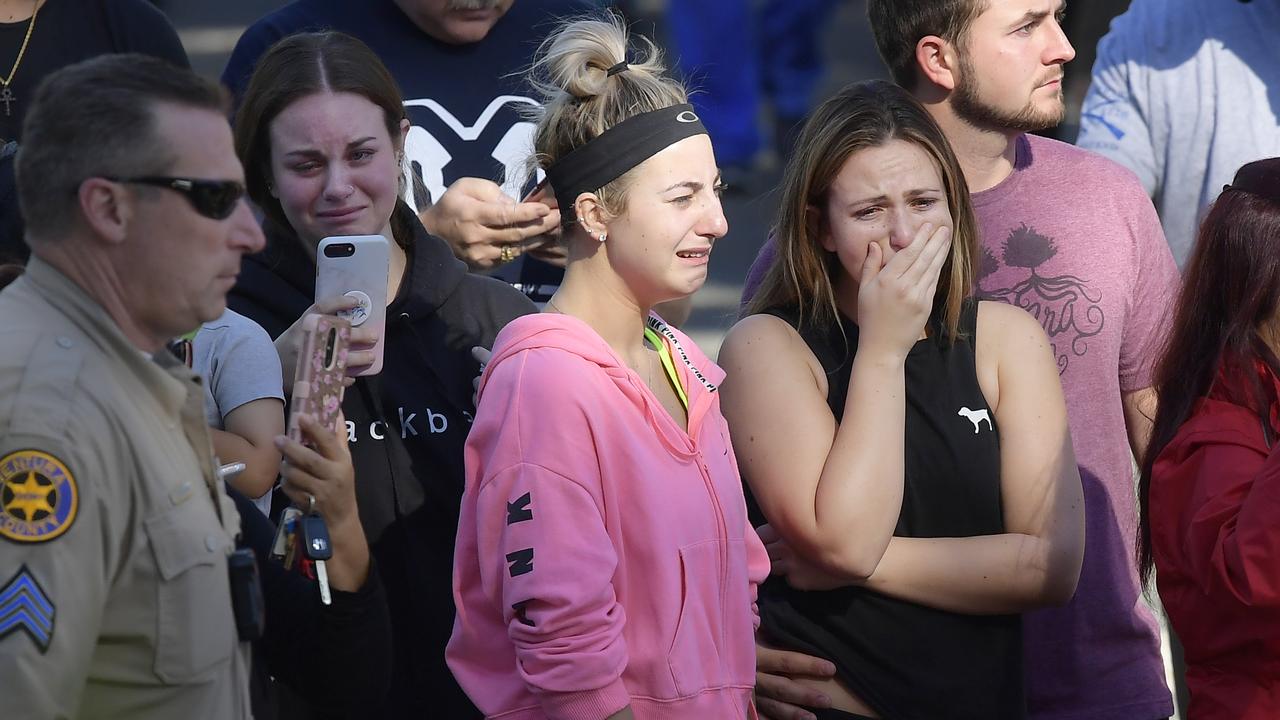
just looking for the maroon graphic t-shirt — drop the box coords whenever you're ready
[740,134,1179,719]
[976,134,1177,720]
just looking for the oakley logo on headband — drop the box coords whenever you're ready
[545,103,709,219]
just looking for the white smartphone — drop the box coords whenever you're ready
[316,235,390,376]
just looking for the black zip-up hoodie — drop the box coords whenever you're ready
[230,202,536,718]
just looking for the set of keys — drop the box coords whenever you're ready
[271,506,334,605]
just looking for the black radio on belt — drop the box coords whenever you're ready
[227,548,265,642]
[217,461,264,641]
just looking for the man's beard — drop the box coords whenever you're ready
[447,0,504,9]
[951,53,1065,133]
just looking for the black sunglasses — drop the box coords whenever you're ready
[104,176,246,220]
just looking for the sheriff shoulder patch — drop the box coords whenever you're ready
[0,565,56,652]
[0,450,78,544]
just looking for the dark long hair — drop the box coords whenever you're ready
[1137,162,1280,588]
[233,32,413,244]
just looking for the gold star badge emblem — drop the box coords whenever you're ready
[4,471,56,521]
[0,450,77,543]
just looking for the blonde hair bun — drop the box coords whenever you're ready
[528,12,689,181]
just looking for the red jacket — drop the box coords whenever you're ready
[1151,360,1280,720]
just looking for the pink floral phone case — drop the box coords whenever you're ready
[288,313,352,445]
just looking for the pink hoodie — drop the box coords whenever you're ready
[448,312,769,720]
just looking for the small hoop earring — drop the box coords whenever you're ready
[599,232,607,243]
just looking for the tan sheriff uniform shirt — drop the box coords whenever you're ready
[0,258,252,719]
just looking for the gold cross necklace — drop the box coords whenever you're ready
[1,0,41,118]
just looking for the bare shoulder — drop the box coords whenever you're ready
[720,313,797,358]
[974,301,1055,411]
[719,313,824,389]
[975,300,1049,352]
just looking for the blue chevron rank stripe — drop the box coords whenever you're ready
[0,565,55,653]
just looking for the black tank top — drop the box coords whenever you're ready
[748,299,1024,719]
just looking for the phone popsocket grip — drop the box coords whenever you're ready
[340,291,372,327]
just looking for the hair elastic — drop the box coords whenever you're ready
[1223,157,1280,204]
[546,103,707,220]
[606,61,629,76]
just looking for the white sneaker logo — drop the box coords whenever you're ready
[958,407,992,434]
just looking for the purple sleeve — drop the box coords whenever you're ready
[740,234,779,306]
[1118,183,1179,392]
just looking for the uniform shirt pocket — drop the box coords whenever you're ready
[145,500,235,683]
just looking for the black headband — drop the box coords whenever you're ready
[1223,157,1280,204]
[546,103,708,218]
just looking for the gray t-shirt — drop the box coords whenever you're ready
[1077,0,1280,266]
[193,309,284,514]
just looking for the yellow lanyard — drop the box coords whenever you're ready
[644,326,688,411]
